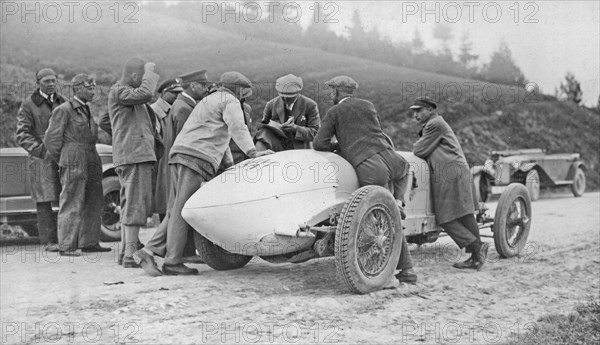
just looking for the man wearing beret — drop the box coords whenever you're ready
[108,57,160,268]
[255,74,320,152]
[172,70,210,136]
[44,74,111,255]
[135,71,273,276]
[314,76,417,285]
[411,96,489,270]
[15,68,65,251]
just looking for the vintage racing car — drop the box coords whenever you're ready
[472,148,586,202]
[182,150,533,294]
[0,144,122,241]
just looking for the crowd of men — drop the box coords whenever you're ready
[15,58,488,284]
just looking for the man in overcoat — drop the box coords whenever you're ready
[135,72,273,276]
[172,70,209,136]
[411,96,489,270]
[44,74,111,255]
[313,76,416,285]
[255,74,320,151]
[15,68,65,251]
[108,58,160,268]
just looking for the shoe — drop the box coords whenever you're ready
[45,243,60,252]
[133,250,162,277]
[474,243,490,271]
[122,256,140,268]
[81,244,112,252]
[453,255,477,269]
[59,250,80,257]
[396,268,418,284]
[162,263,199,276]
[183,255,205,264]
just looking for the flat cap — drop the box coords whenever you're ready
[275,74,303,96]
[410,96,437,109]
[71,74,95,87]
[220,71,252,88]
[240,87,253,99]
[36,68,57,81]
[325,75,358,90]
[179,70,208,85]
[157,78,183,94]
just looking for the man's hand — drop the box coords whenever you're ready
[144,62,156,73]
[281,118,296,135]
[255,149,275,157]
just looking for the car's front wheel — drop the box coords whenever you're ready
[571,167,586,197]
[193,232,252,270]
[335,186,402,294]
[101,176,121,242]
[525,170,540,201]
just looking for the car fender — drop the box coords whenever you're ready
[566,161,587,180]
[102,163,116,177]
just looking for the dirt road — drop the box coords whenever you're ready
[1,192,598,344]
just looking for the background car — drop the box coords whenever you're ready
[472,148,587,202]
[0,144,121,241]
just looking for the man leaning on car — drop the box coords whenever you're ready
[15,68,65,252]
[43,74,111,256]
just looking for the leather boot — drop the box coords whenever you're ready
[453,254,476,269]
[474,243,490,271]
[162,263,199,276]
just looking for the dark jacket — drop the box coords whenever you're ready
[313,97,391,168]
[107,71,160,167]
[261,94,320,149]
[15,89,65,202]
[413,114,475,224]
[172,92,196,136]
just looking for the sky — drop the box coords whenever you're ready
[158,0,599,105]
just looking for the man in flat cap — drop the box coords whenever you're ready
[15,68,66,251]
[172,70,210,136]
[107,57,160,268]
[255,74,320,152]
[44,74,111,255]
[411,96,488,270]
[134,71,272,276]
[314,75,417,286]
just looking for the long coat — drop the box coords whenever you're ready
[171,92,196,136]
[107,71,160,167]
[15,89,65,202]
[150,98,176,214]
[44,99,102,249]
[258,94,320,150]
[413,114,475,224]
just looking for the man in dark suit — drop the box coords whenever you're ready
[255,74,320,151]
[313,76,416,286]
[15,68,65,251]
[172,70,209,136]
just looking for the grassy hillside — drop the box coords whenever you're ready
[1,6,598,188]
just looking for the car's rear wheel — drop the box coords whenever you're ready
[525,170,540,201]
[571,168,586,197]
[493,183,532,258]
[335,186,402,294]
[101,176,121,242]
[193,232,252,270]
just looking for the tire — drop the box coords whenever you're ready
[525,170,540,201]
[493,183,532,258]
[473,174,490,203]
[101,176,122,242]
[570,168,586,197]
[193,231,252,270]
[335,186,402,294]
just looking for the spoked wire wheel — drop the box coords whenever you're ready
[493,183,532,258]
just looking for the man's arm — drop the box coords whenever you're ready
[312,110,336,152]
[413,121,443,158]
[293,101,320,142]
[15,103,46,158]
[98,111,112,136]
[43,106,69,163]
[115,69,159,106]
[260,101,274,124]
[223,99,257,158]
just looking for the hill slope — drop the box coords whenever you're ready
[1,7,598,188]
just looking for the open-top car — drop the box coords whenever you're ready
[182,150,533,294]
[472,148,586,202]
[0,144,122,241]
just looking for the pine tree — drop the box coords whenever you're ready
[558,72,583,105]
